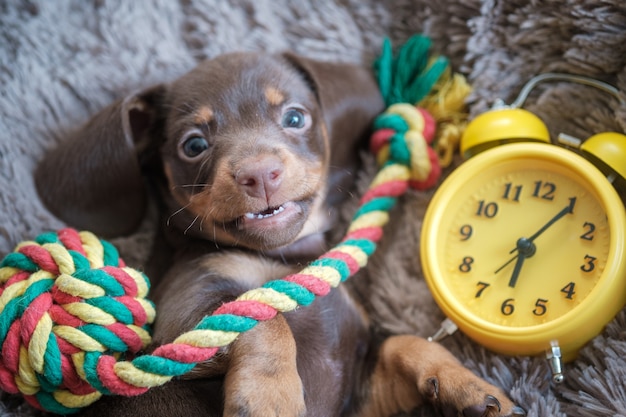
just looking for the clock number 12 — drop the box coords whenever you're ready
[532,180,556,200]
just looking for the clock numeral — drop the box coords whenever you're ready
[475,281,490,298]
[533,298,549,316]
[532,180,556,201]
[560,282,576,300]
[503,182,523,201]
[580,222,596,241]
[500,298,515,316]
[459,224,473,241]
[580,255,597,272]
[476,200,498,218]
[459,256,474,273]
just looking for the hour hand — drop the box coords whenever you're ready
[508,252,526,288]
[495,237,536,287]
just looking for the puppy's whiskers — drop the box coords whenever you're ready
[175,183,211,194]
[193,158,212,187]
[184,215,200,235]
[178,183,210,188]
[199,205,219,233]
[167,202,192,226]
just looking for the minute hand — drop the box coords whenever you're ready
[525,197,576,244]
[528,197,576,242]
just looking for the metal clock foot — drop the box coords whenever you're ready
[428,318,458,342]
[546,341,564,383]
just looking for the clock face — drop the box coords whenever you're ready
[421,142,626,358]
[442,161,609,327]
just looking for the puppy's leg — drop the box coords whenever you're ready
[362,335,525,417]
[223,314,305,417]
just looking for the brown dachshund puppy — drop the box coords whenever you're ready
[35,52,524,417]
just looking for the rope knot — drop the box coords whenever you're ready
[0,228,154,413]
[370,103,441,190]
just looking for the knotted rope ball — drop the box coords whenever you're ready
[0,34,471,414]
[0,229,154,412]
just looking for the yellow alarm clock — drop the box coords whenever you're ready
[420,73,626,383]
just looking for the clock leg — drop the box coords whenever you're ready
[360,335,526,417]
[546,341,565,383]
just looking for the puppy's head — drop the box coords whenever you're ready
[36,52,384,252]
[156,54,328,249]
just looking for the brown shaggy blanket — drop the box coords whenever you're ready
[1,1,625,416]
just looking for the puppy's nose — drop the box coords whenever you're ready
[235,155,284,200]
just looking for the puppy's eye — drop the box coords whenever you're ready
[182,136,209,158]
[281,108,306,129]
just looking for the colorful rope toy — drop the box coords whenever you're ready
[0,35,470,414]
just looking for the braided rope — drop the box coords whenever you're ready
[0,229,154,412]
[0,35,452,414]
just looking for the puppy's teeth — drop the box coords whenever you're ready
[244,205,285,220]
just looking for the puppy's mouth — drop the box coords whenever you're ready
[243,204,287,221]
[215,199,311,250]
[237,201,302,230]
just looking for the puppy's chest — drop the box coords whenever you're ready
[200,251,299,289]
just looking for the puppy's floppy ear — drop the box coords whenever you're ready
[35,85,166,237]
[282,53,385,165]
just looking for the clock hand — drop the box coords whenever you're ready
[494,253,518,274]
[495,197,576,279]
[508,237,535,288]
[507,252,525,289]
[507,197,577,254]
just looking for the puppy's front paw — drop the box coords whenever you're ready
[222,314,305,417]
[368,336,524,417]
[223,369,305,417]
[420,372,525,417]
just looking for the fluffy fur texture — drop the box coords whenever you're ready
[1,1,625,416]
